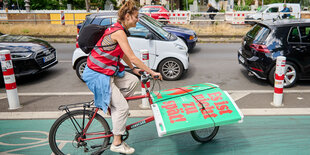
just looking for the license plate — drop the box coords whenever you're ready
[44,53,55,63]
[239,55,245,64]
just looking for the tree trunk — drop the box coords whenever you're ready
[237,0,240,7]
[85,0,90,12]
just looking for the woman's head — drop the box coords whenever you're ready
[118,0,139,29]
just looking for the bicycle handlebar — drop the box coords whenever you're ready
[139,71,160,85]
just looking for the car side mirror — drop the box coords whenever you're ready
[145,33,153,40]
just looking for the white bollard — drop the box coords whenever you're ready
[0,50,21,110]
[61,11,65,25]
[271,56,286,107]
[139,49,150,109]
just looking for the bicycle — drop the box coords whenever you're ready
[49,72,219,155]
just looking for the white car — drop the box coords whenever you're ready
[72,13,189,81]
[245,3,301,25]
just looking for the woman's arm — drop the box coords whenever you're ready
[111,30,162,79]
[122,54,141,75]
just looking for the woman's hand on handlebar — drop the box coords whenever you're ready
[132,68,142,76]
[151,71,163,81]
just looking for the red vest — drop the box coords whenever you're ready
[87,22,125,76]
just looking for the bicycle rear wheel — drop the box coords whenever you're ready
[49,110,111,155]
[191,126,219,143]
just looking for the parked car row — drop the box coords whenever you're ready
[2,11,310,88]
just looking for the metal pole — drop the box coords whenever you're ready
[73,13,76,25]
[16,0,21,12]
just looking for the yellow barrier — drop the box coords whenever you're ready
[50,13,91,25]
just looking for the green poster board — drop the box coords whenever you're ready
[150,83,244,137]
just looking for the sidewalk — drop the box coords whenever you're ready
[0,116,310,155]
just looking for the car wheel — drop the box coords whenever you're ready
[268,61,299,88]
[158,58,184,81]
[75,58,87,82]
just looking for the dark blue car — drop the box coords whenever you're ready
[76,13,197,51]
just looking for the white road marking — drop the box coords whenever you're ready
[229,92,251,101]
[58,60,71,63]
[1,108,310,119]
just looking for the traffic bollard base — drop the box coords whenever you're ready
[8,105,22,110]
[270,102,283,107]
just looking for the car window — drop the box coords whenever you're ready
[246,24,270,43]
[100,18,111,26]
[288,27,301,43]
[268,7,278,13]
[139,15,169,39]
[142,14,164,27]
[149,8,160,12]
[91,17,103,25]
[140,7,160,13]
[128,22,150,38]
[299,26,310,43]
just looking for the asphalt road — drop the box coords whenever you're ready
[1,43,310,115]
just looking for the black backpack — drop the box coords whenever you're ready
[78,24,108,54]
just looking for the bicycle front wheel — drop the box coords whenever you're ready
[191,126,219,143]
[49,110,111,155]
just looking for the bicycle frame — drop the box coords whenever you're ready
[76,83,155,142]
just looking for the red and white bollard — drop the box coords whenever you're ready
[140,49,150,109]
[61,11,65,25]
[0,50,21,110]
[271,56,286,107]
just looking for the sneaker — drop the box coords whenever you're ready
[110,142,135,154]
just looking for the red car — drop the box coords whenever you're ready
[139,5,170,24]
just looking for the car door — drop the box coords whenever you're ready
[298,26,310,77]
[127,22,156,68]
[287,26,310,77]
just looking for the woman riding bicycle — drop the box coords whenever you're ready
[82,0,162,154]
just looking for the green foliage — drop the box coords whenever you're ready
[30,0,60,10]
[234,5,251,11]
[182,0,194,10]
[22,29,29,33]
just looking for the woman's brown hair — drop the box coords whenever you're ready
[118,0,139,22]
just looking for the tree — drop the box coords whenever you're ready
[85,0,89,11]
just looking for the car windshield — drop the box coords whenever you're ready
[246,24,270,42]
[139,7,160,13]
[259,6,269,12]
[139,15,169,39]
[141,14,164,27]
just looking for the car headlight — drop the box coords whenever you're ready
[189,35,194,40]
[11,52,33,59]
[174,43,186,51]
